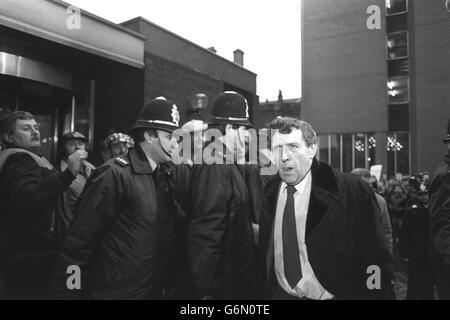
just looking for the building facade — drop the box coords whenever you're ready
[302,0,450,177]
[120,17,257,128]
[255,90,301,128]
[0,0,257,163]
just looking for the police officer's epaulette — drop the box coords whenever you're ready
[114,157,129,167]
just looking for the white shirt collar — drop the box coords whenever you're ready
[281,170,312,195]
[145,153,158,171]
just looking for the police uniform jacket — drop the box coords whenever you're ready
[429,172,450,298]
[187,160,257,299]
[55,145,190,299]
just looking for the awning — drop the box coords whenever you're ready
[0,0,145,68]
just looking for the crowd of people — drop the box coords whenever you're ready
[354,170,436,299]
[0,92,449,300]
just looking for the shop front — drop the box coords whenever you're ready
[0,0,144,162]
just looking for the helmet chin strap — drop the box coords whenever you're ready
[157,131,172,159]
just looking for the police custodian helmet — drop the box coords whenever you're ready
[133,97,180,132]
[206,91,253,128]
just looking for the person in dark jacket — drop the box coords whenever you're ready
[399,189,434,299]
[430,173,450,299]
[351,168,394,256]
[54,97,189,299]
[0,111,86,299]
[187,91,263,299]
[57,131,95,231]
[434,119,450,177]
[429,120,450,299]
[259,117,393,300]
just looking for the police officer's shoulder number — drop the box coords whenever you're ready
[114,157,129,167]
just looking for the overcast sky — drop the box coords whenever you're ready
[67,0,302,102]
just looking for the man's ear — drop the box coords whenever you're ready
[308,143,317,159]
[2,133,12,144]
[224,124,234,133]
[143,130,156,144]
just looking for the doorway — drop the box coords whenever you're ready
[0,74,74,163]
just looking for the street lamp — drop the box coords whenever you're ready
[189,93,208,119]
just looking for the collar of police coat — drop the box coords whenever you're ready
[127,145,154,175]
[445,153,450,165]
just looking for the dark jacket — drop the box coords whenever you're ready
[187,163,257,299]
[54,146,189,299]
[399,201,434,300]
[0,149,75,299]
[400,202,431,264]
[434,154,450,177]
[429,172,450,299]
[259,160,393,300]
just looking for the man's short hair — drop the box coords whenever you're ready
[0,111,35,136]
[131,128,159,144]
[266,117,318,147]
[207,123,242,135]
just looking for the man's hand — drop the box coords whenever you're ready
[67,150,88,176]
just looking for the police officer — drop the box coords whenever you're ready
[187,91,263,299]
[429,119,450,299]
[434,119,450,176]
[55,97,190,299]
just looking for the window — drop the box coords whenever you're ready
[387,14,408,33]
[368,134,376,168]
[389,104,409,131]
[386,0,408,16]
[396,133,410,175]
[387,76,409,104]
[342,134,353,173]
[387,132,410,177]
[387,32,408,59]
[388,59,409,77]
[354,133,366,169]
[318,135,329,163]
[330,134,341,171]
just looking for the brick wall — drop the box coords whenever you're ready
[254,101,301,128]
[143,52,223,124]
[95,51,259,147]
[95,63,144,142]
